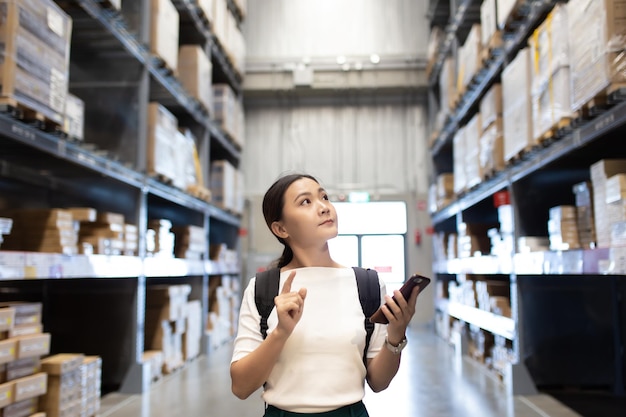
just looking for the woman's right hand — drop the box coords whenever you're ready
[273,270,307,338]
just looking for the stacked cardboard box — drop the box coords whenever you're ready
[464,113,483,189]
[150,0,179,73]
[148,219,175,258]
[172,225,207,260]
[548,206,580,251]
[207,277,236,348]
[435,174,454,210]
[567,0,626,112]
[426,26,444,78]
[145,285,195,373]
[606,174,626,238]
[0,209,78,255]
[0,303,50,417]
[572,182,596,248]
[475,280,510,317]
[590,159,626,248]
[529,4,573,142]
[63,93,85,142]
[479,84,504,177]
[481,0,501,53]
[457,223,494,258]
[213,84,244,147]
[502,48,534,162]
[452,126,467,196]
[178,45,213,114]
[39,354,83,417]
[78,356,101,417]
[212,0,246,74]
[456,24,482,97]
[123,224,139,256]
[183,300,202,361]
[0,0,72,125]
[148,103,180,185]
[210,160,238,213]
[439,57,457,118]
[78,211,125,256]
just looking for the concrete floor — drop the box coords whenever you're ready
[98,325,583,417]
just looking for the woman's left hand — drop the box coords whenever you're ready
[381,286,421,343]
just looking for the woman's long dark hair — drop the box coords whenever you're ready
[262,173,319,268]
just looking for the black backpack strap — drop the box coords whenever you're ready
[353,267,380,366]
[254,268,281,340]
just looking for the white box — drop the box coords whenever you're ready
[150,0,180,73]
[502,48,533,162]
[481,0,498,46]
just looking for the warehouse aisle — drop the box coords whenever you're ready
[98,325,581,417]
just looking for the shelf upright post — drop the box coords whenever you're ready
[506,182,538,396]
[119,0,153,394]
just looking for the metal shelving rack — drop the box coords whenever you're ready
[0,0,244,394]
[428,0,626,397]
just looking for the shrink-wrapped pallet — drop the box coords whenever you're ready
[453,125,467,195]
[457,24,482,95]
[479,118,504,177]
[464,113,482,189]
[150,0,179,73]
[439,57,457,117]
[529,3,573,141]
[178,45,213,114]
[0,0,72,124]
[502,48,533,162]
[567,0,626,112]
[479,84,502,132]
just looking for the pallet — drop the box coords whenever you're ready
[0,97,66,136]
[481,31,504,66]
[536,117,574,146]
[186,184,212,202]
[152,55,177,77]
[505,144,535,166]
[152,173,174,186]
[576,83,626,119]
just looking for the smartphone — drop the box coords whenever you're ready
[369,274,431,324]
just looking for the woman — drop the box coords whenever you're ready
[230,173,420,416]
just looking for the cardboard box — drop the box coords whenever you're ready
[0,309,15,332]
[568,0,626,111]
[464,113,483,189]
[1,397,38,417]
[150,0,180,73]
[41,354,84,376]
[480,84,502,132]
[5,357,40,382]
[457,24,482,93]
[0,381,13,409]
[452,126,467,195]
[15,334,50,359]
[0,0,72,124]
[178,45,213,113]
[147,103,180,184]
[63,93,84,141]
[502,48,533,162]
[0,303,41,328]
[440,57,457,117]
[0,339,17,365]
[13,372,46,402]
[479,118,504,176]
[606,174,626,204]
[497,0,520,29]
[210,160,237,211]
[591,159,626,247]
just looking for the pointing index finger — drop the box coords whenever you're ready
[281,271,297,294]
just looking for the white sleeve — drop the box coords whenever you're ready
[231,277,264,363]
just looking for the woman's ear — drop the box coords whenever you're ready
[271,221,289,239]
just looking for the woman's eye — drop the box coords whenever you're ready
[322,194,329,201]
[301,198,311,205]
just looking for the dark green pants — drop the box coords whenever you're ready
[264,401,369,417]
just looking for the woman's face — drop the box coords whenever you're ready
[272,177,338,247]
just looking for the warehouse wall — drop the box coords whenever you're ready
[244,0,428,60]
